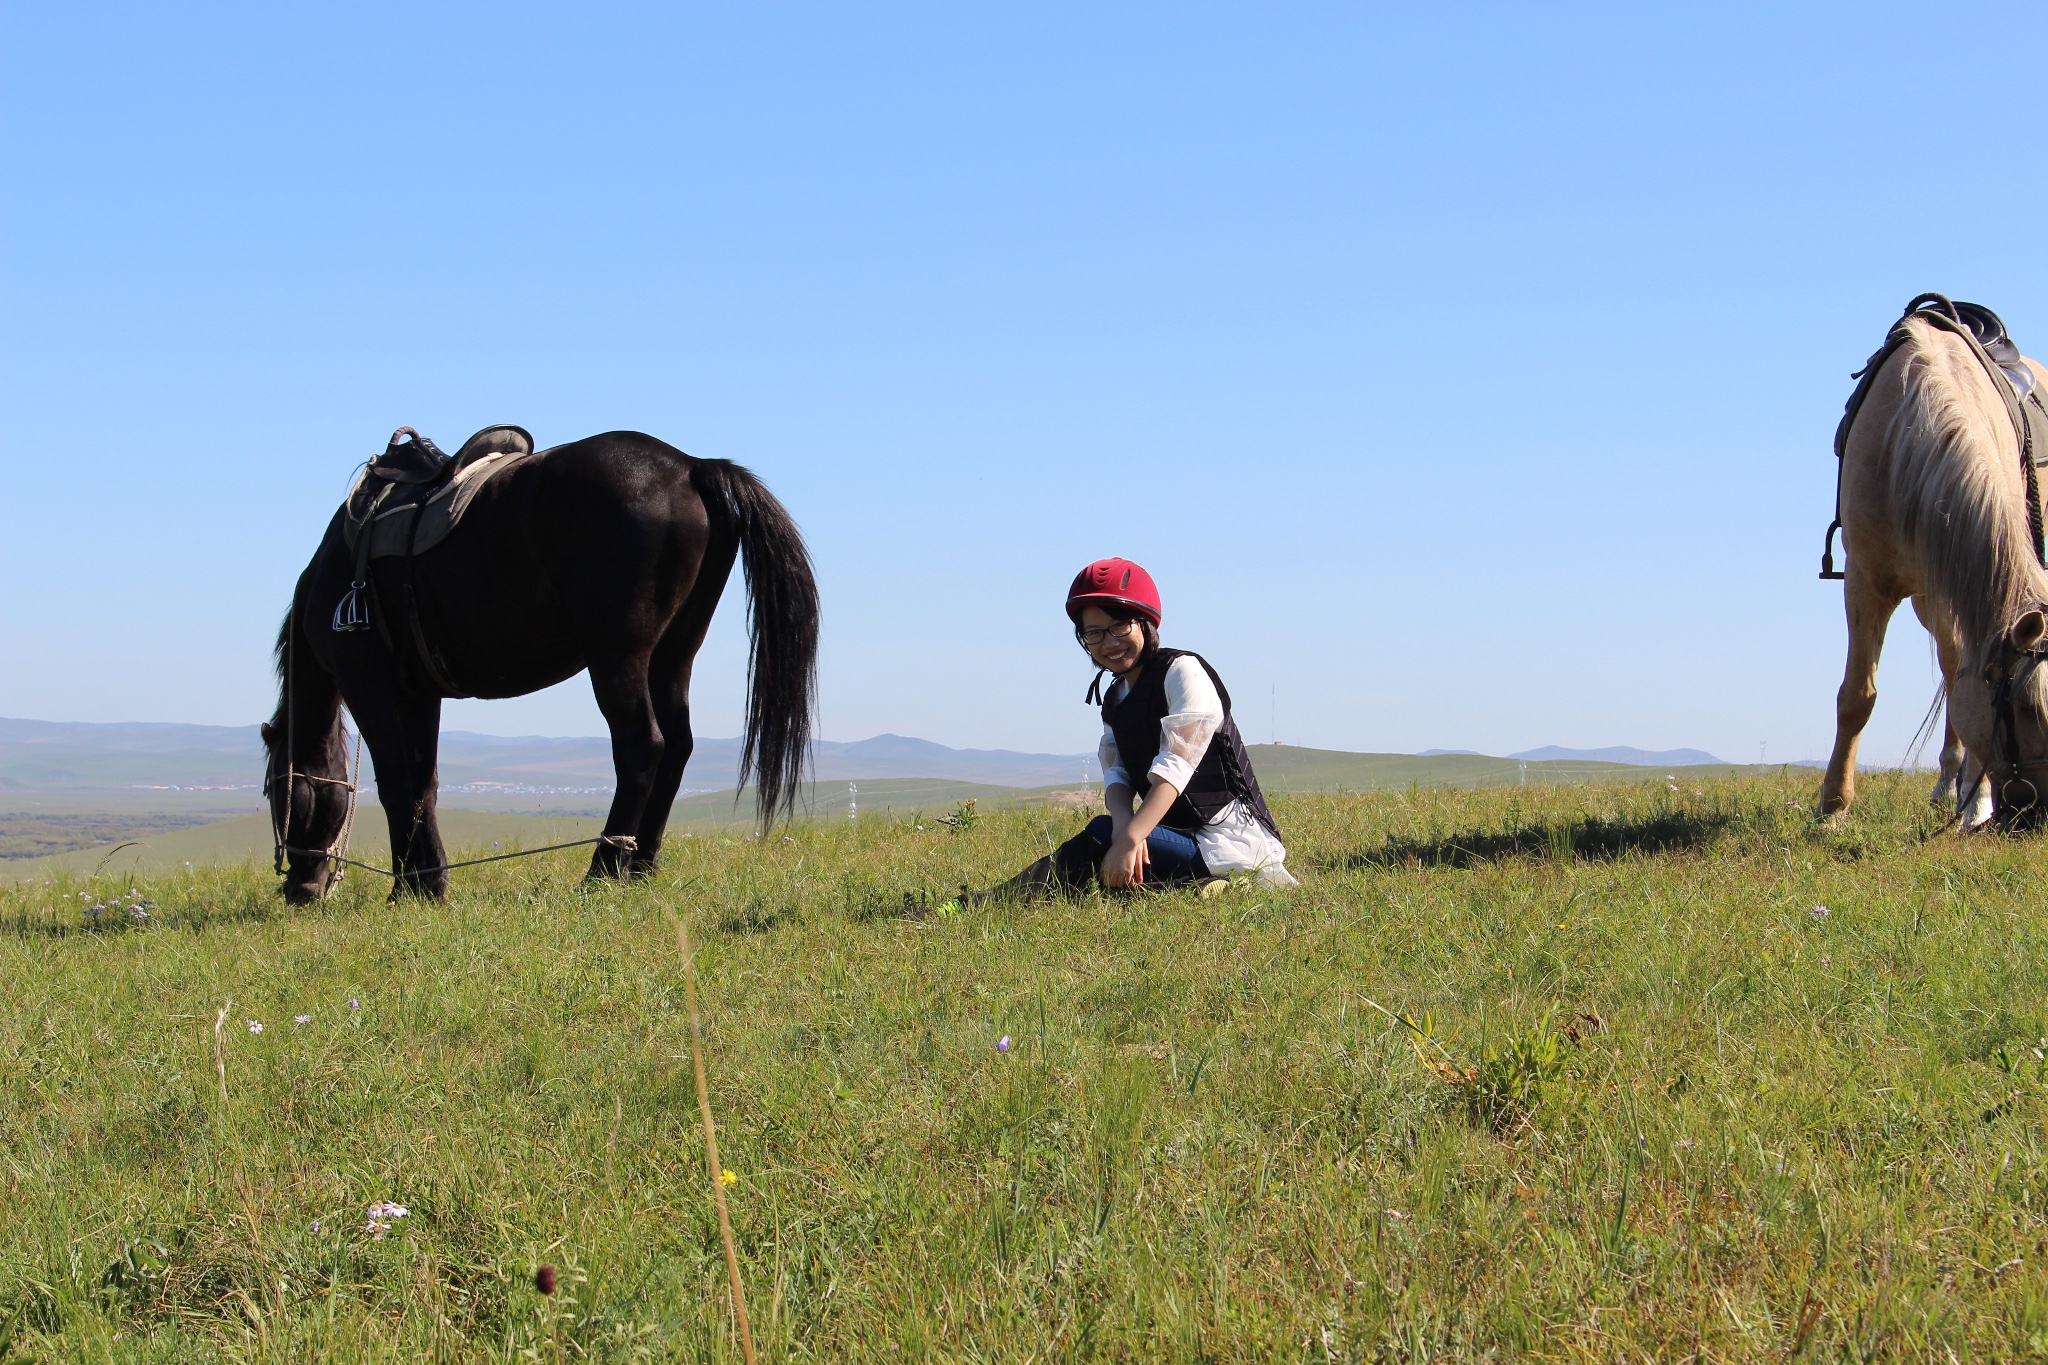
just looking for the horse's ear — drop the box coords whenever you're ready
[2013,610,2047,652]
[260,721,275,744]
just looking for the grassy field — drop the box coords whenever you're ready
[4,770,2048,1360]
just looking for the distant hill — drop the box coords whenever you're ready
[1508,745,1727,767]
[0,718,263,789]
[1244,745,1752,792]
[0,719,1765,798]
[0,777,1079,880]
[0,718,1094,793]
[1,730,1792,877]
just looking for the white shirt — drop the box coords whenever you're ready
[1098,655,1298,888]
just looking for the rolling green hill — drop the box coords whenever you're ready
[0,779,1077,881]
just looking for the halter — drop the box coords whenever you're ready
[1983,626,2048,829]
[265,598,362,888]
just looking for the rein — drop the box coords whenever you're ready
[275,832,638,883]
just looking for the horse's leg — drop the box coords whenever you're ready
[1958,752,1994,829]
[631,675,694,876]
[1818,573,1903,817]
[1911,597,1965,809]
[587,652,663,880]
[1933,712,1965,808]
[631,569,731,873]
[354,690,449,899]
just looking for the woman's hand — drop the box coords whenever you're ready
[1101,828,1150,887]
[1101,778,1178,888]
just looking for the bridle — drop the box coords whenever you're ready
[1982,625,2048,829]
[264,728,362,887]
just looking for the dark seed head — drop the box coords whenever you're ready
[535,1264,557,1295]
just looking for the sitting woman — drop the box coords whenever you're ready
[978,558,1296,901]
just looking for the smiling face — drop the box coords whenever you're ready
[1076,605,1148,676]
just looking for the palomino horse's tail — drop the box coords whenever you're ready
[689,458,820,827]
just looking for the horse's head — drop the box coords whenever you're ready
[1955,608,2048,829]
[260,719,351,902]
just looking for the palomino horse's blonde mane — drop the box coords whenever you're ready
[1886,317,2048,669]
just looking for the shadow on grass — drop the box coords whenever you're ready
[1337,808,1740,870]
[1,893,336,941]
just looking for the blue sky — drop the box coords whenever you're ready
[4,2,2043,764]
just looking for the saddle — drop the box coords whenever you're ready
[1822,294,2048,578]
[342,424,538,558]
[331,424,539,694]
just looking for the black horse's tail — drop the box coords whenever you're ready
[690,458,820,827]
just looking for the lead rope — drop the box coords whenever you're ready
[326,729,363,881]
[277,832,639,882]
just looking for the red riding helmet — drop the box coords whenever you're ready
[1065,558,1162,626]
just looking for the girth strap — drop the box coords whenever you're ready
[401,496,467,696]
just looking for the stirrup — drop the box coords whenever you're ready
[332,581,372,632]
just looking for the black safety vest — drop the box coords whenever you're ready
[1102,648,1282,840]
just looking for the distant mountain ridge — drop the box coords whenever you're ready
[1,718,1740,793]
[0,718,1095,791]
[1416,744,1731,766]
[1508,745,1728,766]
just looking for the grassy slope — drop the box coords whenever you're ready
[5,773,2048,1360]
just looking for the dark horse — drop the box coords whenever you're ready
[262,430,818,902]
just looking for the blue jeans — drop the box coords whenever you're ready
[1052,815,1210,890]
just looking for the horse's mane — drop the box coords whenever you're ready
[1888,317,2047,677]
[264,605,344,759]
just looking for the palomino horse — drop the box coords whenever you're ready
[1821,298,2048,827]
[262,430,818,901]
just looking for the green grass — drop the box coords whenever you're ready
[5,772,2048,1360]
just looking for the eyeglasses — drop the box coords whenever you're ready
[1077,620,1142,647]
